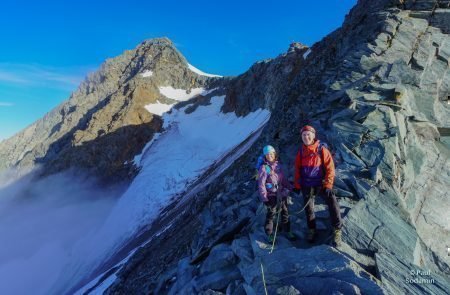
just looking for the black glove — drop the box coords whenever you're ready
[325,188,334,198]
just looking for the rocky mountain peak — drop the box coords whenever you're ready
[73,37,190,98]
[0,37,223,181]
[287,41,308,54]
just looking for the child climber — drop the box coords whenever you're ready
[257,145,296,243]
[293,125,343,246]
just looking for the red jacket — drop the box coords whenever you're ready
[294,140,335,190]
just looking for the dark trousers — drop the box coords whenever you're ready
[302,186,342,229]
[265,197,290,235]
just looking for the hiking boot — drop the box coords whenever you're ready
[267,234,275,244]
[307,229,316,243]
[332,228,342,247]
[285,231,297,241]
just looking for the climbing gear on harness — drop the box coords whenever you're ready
[267,233,275,244]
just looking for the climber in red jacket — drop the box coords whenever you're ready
[293,125,343,246]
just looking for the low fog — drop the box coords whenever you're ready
[0,168,126,294]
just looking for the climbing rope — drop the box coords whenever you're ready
[291,194,314,214]
[260,262,269,295]
[291,188,316,214]
[269,200,281,254]
[261,187,317,289]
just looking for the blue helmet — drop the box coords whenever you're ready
[263,145,276,155]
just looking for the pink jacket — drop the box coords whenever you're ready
[257,159,292,202]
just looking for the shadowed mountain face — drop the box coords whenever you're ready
[1,0,450,294]
[0,38,222,182]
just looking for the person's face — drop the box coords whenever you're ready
[301,131,315,145]
[265,151,276,162]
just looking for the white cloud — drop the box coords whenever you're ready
[0,63,94,91]
[0,102,13,107]
[0,72,28,84]
[0,168,124,295]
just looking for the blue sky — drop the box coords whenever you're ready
[0,0,356,141]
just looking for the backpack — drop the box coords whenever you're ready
[254,155,270,180]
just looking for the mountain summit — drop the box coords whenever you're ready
[0,37,222,181]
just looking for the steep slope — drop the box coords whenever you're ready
[0,38,233,295]
[95,0,450,294]
[47,95,271,295]
[0,38,222,182]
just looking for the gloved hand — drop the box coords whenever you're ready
[287,196,294,205]
[293,188,301,195]
[324,188,334,198]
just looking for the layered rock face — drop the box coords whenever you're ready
[0,38,221,181]
[104,0,450,294]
